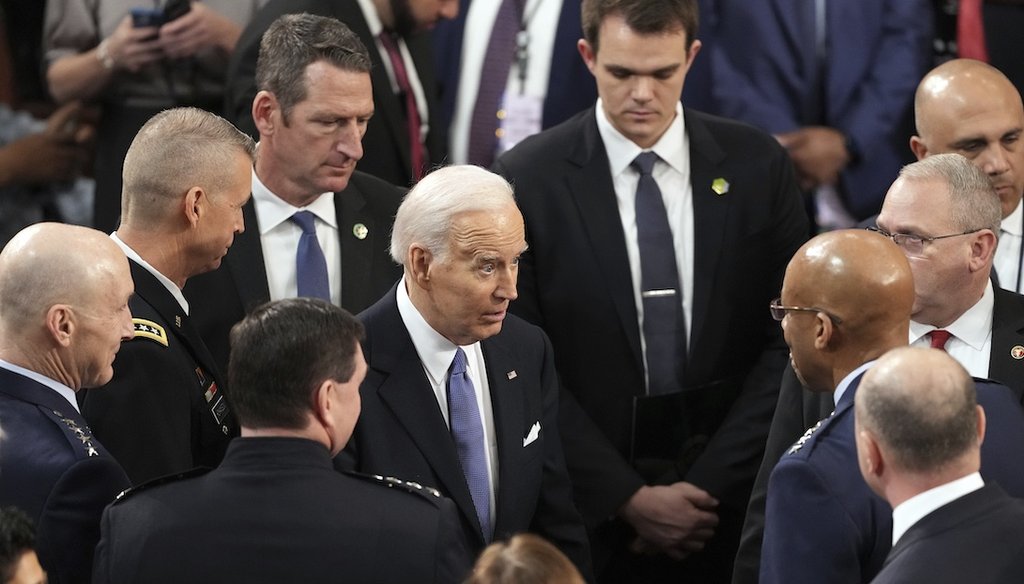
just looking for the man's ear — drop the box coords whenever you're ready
[252,91,280,136]
[45,304,74,348]
[909,136,928,161]
[183,187,206,229]
[313,379,335,430]
[578,39,597,76]
[408,245,433,290]
[968,230,998,273]
[976,404,987,447]
[684,39,702,71]
[857,427,885,480]
[813,311,834,350]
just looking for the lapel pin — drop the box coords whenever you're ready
[506,370,517,380]
[352,223,368,240]
[175,315,182,327]
[711,177,730,196]
[1012,345,1024,360]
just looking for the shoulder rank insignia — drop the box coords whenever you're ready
[347,471,442,498]
[787,420,823,455]
[114,466,212,502]
[132,318,168,346]
[52,410,100,457]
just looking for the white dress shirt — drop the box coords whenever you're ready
[396,277,499,513]
[0,358,80,413]
[909,281,994,378]
[251,170,342,306]
[449,0,562,163]
[110,232,189,314]
[891,472,984,545]
[595,99,693,391]
[994,199,1023,293]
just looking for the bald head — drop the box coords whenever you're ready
[780,230,914,391]
[912,59,1024,217]
[856,347,980,476]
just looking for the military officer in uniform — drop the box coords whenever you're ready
[93,298,472,583]
[79,107,256,484]
[0,223,135,583]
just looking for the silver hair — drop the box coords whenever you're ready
[390,166,517,265]
[898,153,1002,236]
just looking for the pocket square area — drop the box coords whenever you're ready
[523,422,541,447]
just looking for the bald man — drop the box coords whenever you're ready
[758,229,1024,584]
[0,223,134,583]
[79,107,256,484]
[856,348,1024,584]
[911,59,1024,293]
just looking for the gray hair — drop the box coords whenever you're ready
[899,153,1001,236]
[390,166,517,265]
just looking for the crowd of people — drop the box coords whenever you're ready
[2,0,1024,583]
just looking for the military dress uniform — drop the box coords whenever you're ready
[80,259,238,484]
[0,365,131,584]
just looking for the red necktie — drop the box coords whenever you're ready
[930,329,953,351]
[379,33,425,181]
[957,0,989,61]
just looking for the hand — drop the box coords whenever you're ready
[104,15,164,72]
[159,3,242,58]
[0,103,93,186]
[620,483,719,558]
[776,127,851,191]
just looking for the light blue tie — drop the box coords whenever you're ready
[290,211,330,301]
[448,347,491,541]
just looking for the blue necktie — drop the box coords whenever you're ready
[467,0,519,167]
[633,152,687,394]
[290,211,330,301]
[448,347,492,541]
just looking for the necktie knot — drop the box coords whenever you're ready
[632,151,659,176]
[451,347,468,376]
[290,210,317,235]
[930,329,953,351]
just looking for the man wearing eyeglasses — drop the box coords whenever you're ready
[757,205,1024,584]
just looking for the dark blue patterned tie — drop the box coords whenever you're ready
[633,152,687,394]
[448,347,492,541]
[289,211,330,301]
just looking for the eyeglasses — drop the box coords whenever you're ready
[865,226,983,257]
[769,298,844,325]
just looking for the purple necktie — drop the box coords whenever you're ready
[448,347,492,541]
[467,0,520,167]
[379,32,426,181]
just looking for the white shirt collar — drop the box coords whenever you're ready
[891,472,984,545]
[0,358,80,413]
[1002,198,1023,237]
[909,281,994,351]
[396,276,480,387]
[594,98,687,178]
[833,360,875,407]
[251,168,337,234]
[110,232,189,315]
[355,0,384,37]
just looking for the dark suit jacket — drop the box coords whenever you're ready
[431,0,596,136]
[339,286,593,579]
[185,171,404,377]
[708,0,933,219]
[871,483,1024,584]
[493,106,807,580]
[93,437,471,583]
[81,260,238,485]
[760,375,1024,584]
[225,0,445,187]
[734,286,1024,583]
[0,367,130,584]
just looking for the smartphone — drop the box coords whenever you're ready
[130,6,164,27]
[162,0,191,23]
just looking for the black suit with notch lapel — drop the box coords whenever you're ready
[492,106,808,581]
[185,170,404,377]
[225,0,445,187]
[81,260,238,485]
[338,285,593,580]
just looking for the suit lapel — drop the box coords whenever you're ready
[686,110,730,364]
[566,110,643,368]
[480,334,526,535]
[335,178,375,310]
[225,200,271,311]
[988,287,1024,401]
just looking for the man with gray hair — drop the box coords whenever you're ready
[0,223,134,582]
[856,347,1024,583]
[186,13,405,378]
[80,107,255,485]
[338,165,592,578]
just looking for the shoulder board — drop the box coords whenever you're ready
[132,318,168,346]
[787,419,824,455]
[344,470,442,499]
[112,466,212,503]
[50,409,101,458]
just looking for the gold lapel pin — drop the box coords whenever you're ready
[353,223,368,240]
[711,178,730,196]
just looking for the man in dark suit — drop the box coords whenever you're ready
[0,223,134,583]
[79,108,256,485]
[760,162,1024,584]
[225,0,456,187]
[93,298,471,583]
[491,0,808,581]
[186,13,405,377]
[339,165,592,578]
[734,62,1024,582]
[856,346,1024,584]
